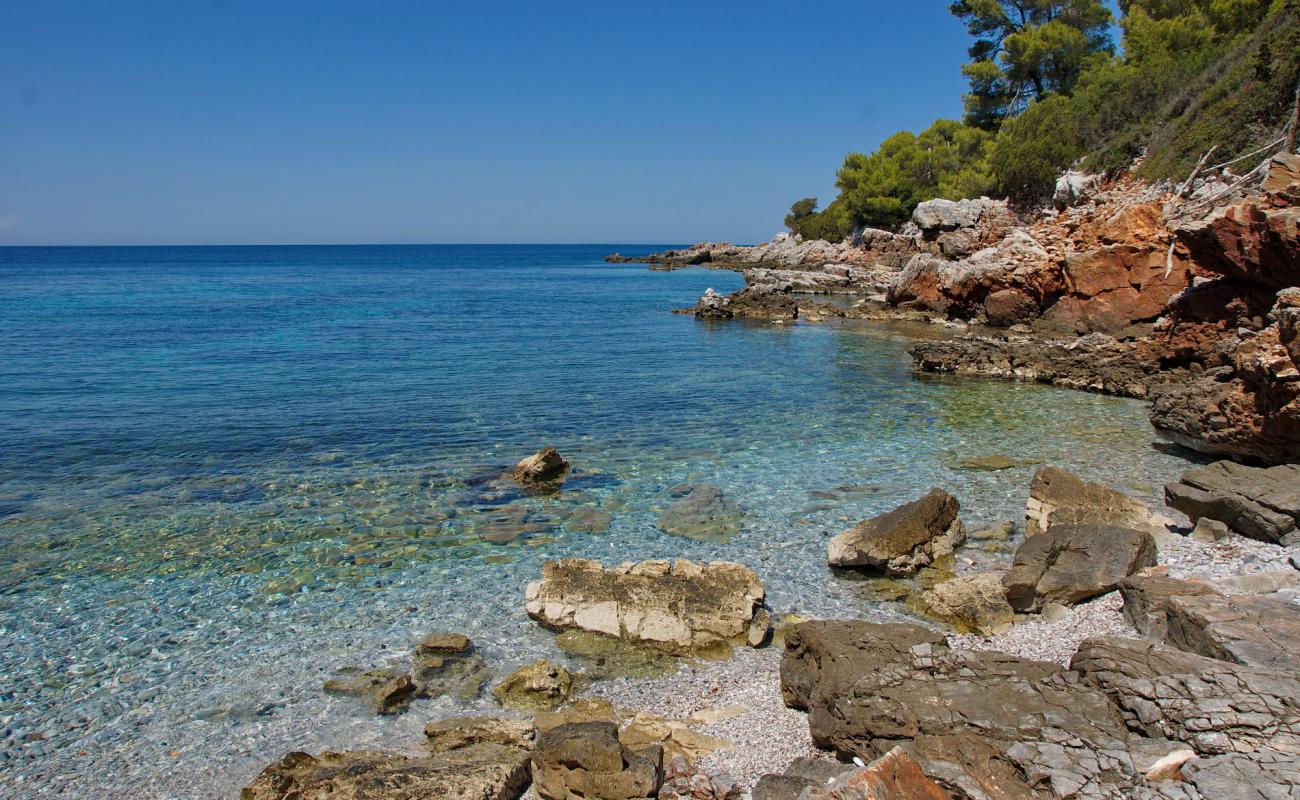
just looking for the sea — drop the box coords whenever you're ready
[0,244,1199,797]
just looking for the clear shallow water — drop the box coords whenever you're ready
[0,245,1197,798]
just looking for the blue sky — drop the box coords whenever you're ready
[2,2,975,245]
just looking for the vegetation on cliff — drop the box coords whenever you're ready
[788,0,1300,237]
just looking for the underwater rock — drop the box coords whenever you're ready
[657,484,742,541]
[492,659,578,711]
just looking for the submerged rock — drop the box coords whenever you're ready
[657,483,743,541]
[414,632,490,701]
[826,488,965,576]
[322,666,420,716]
[1002,524,1156,612]
[531,721,662,800]
[525,558,770,653]
[492,660,578,711]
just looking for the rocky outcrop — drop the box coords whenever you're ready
[1164,460,1300,545]
[1164,590,1300,671]
[1002,524,1157,612]
[1117,575,1217,640]
[493,660,578,711]
[240,717,532,800]
[513,447,570,488]
[910,332,1161,398]
[915,573,1014,635]
[1025,466,1158,536]
[826,489,964,576]
[657,484,743,541]
[524,558,770,652]
[531,721,662,800]
[1070,635,1300,758]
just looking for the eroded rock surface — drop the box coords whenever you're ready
[827,489,964,575]
[525,558,770,652]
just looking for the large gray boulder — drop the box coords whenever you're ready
[531,721,662,800]
[1164,461,1300,545]
[1002,524,1157,612]
[912,197,999,231]
[1164,590,1300,672]
[826,489,965,575]
[1117,575,1217,640]
[525,558,770,653]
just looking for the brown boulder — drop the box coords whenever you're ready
[797,748,948,800]
[983,288,1038,327]
[1175,200,1300,292]
[531,721,662,800]
[1002,524,1156,612]
[1117,575,1217,640]
[1164,460,1300,545]
[1025,466,1156,536]
[827,489,965,576]
[513,447,570,487]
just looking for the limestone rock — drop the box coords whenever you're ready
[492,660,577,711]
[827,489,965,576]
[525,558,769,653]
[513,447,570,488]
[912,197,1005,232]
[1025,466,1156,536]
[1002,524,1156,612]
[1164,461,1300,545]
[531,721,662,800]
[1117,575,1217,640]
[1054,171,1102,210]
[916,573,1014,635]
[423,715,535,753]
[797,747,948,800]
[240,714,532,800]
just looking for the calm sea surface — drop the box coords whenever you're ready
[0,245,1196,797]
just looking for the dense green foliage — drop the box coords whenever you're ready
[951,0,1114,128]
[785,0,1299,239]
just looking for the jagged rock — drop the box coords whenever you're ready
[1070,636,1300,757]
[1164,590,1300,671]
[888,230,1055,320]
[797,747,948,800]
[1164,461,1300,545]
[525,558,769,653]
[1117,575,1217,640]
[1025,466,1157,536]
[658,483,743,541]
[240,716,532,800]
[1174,196,1300,293]
[984,288,1040,326]
[1002,524,1157,612]
[695,288,732,319]
[1179,751,1300,800]
[531,721,662,800]
[753,756,853,800]
[423,715,535,753]
[513,447,570,488]
[827,489,964,576]
[915,573,1014,635]
[492,660,577,711]
[780,620,1141,799]
[1054,171,1103,210]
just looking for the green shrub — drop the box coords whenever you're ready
[990,95,1084,204]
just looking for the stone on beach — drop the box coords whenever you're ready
[1164,461,1300,545]
[531,721,663,800]
[916,573,1014,635]
[525,558,770,653]
[1002,523,1156,612]
[513,447,570,488]
[1025,466,1157,536]
[826,488,965,575]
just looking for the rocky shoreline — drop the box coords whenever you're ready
[630,152,1300,466]
[238,447,1299,800]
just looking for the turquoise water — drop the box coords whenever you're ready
[0,245,1196,798]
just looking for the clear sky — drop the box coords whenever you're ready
[2,1,975,246]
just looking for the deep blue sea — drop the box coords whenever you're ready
[0,245,1197,797]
